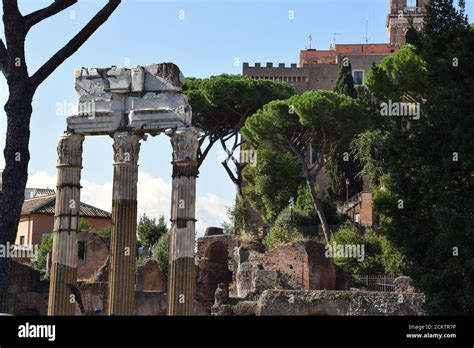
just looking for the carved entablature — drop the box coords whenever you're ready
[169,127,200,163]
[57,133,85,167]
[67,63,192,135]
[113,133,141,165]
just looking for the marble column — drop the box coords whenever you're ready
[107,132,141,315]
[48,133,84,315]
[166,127,200,316]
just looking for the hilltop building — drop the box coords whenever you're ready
[243,0,428,93]
[242,0,428,230]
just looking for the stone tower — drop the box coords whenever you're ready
[387,0,429,48]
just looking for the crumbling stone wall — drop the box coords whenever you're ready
[232,240,350,298]
[212,290,426,316]
[77,231,109,281]
[264,240,337,290]
[136,259,166,292]
[77,282,167,315]
[196,233,238,313]
[5,261,49,315]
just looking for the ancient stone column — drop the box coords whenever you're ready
[48,133,84,315]
[167,127,200,315]
[107,133,141,315]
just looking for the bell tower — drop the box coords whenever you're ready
[387,0,428,48]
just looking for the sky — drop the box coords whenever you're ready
[1,0,473,235]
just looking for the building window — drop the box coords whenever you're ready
[309,144,322,164]
[354,213,361,224]
[78,241,86,263]
[353,70,364,86]
[20,236,25,246]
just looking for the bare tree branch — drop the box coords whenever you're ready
[0,39,7,78]
[198,134,219,168]
[221,159,238,185]
[30,0,121,90]
[24,0,77,30]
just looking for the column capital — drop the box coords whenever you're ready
[168,127,200,163]
[113,132,141,165]
[57,133,84,167]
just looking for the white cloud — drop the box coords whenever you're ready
[196,193,231,234]
[27,170,230,236]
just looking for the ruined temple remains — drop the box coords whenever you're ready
[48,63,198,316]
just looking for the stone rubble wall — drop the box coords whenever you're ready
[212,290,426,316]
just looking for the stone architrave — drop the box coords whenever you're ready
[107,132,141,315]
[167,127,200,315]
[48,133,84,315]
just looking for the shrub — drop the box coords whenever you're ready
[329,222,407,276]
[262,207,311,250]
[152,231,170,280]
[29,234,53,279]
[239,231,257,246]
[222,199,256,235]
[96,226,111,238]
[138,214,168,248]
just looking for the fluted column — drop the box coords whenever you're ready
[167,127,200,315]
[48,133,84,315]
[107,132,141,315]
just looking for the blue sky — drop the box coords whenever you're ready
[1,0,473,234]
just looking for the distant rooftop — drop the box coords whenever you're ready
[24,188,56,199]
[21,194,111,218]
[300,43,395,66]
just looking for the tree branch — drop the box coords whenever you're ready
[198,134,219,168]
[221,160,238,185]
[2,0,21,18]
[30,0,121,90]
[0,39,7,78]
[24,0,78,30]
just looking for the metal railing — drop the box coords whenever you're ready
[354,274,395,292]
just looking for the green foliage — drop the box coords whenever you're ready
[136,255,152,268]
[242,91,369,237]
[329,223,406,277]
[184,74,294,152]
[30,234,53,279]
[222,199,255,235]
[334,58,357,99]
[365,45,427,102]
[263,207,322,250]
[324,151,363,204]
[137,214,168,248]
[350,130,389,187]
[358,0,474,314]
[243,146,302,224]
[96,226,111,238]
[152,231,170,281]
[78,218,91,231]
[294,185,339,225]
[242,91,370,174]
[263,224,301,250]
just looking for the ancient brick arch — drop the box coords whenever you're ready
[196,234,238,313]
[206,241,228,262]
[48,63,199,316]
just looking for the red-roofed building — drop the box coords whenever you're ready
[244,0,427,93]
[16,193,111,248]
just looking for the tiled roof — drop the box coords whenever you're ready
[21,194,111,218]
[25,188,56,198]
